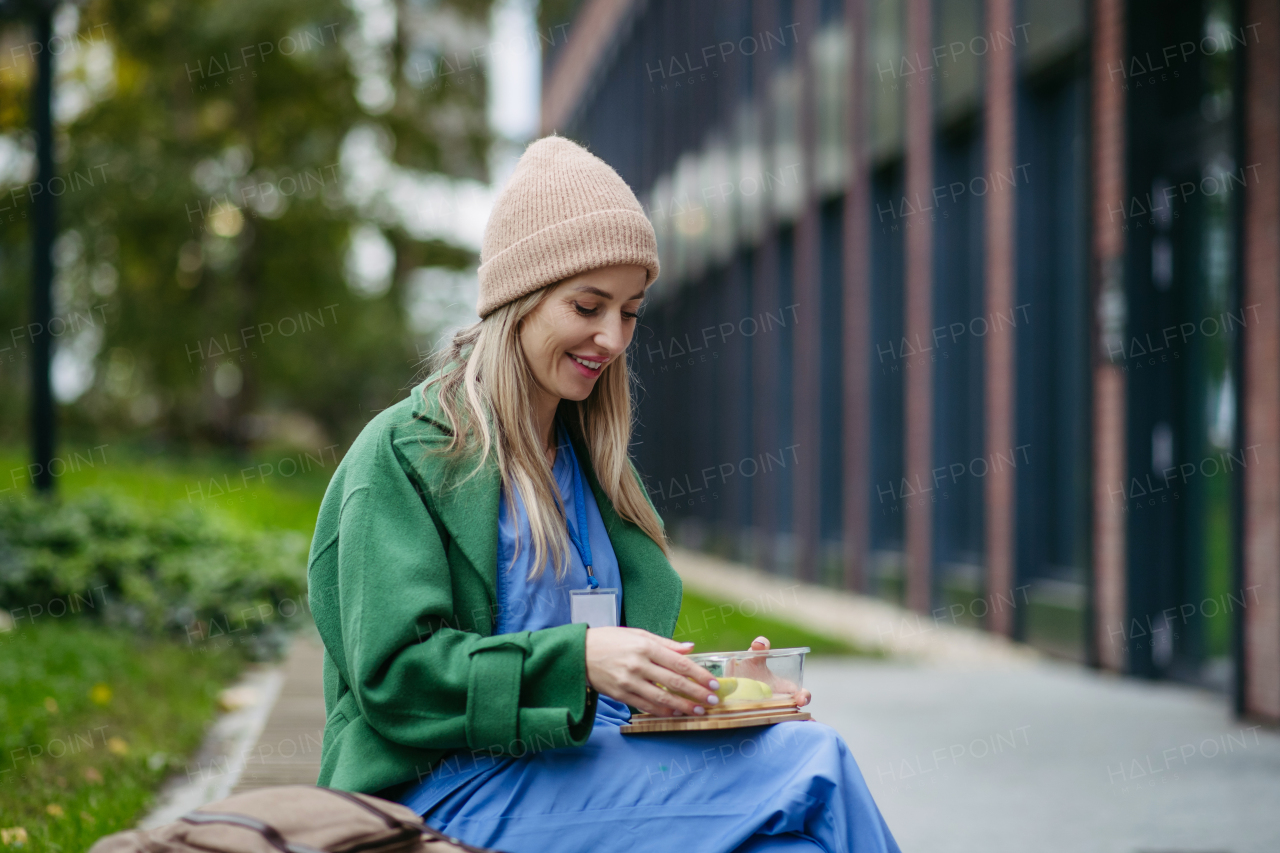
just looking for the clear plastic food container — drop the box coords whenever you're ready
[686,646,809,712]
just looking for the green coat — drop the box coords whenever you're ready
[306,376,682,795]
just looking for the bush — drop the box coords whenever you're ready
[0,492,310,658]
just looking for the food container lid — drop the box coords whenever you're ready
[687,646,810,662]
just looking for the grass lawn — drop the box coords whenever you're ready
[674,588,872,656]
[0,622,243,852]
[0,444,332,536]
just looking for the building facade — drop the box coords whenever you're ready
[540,0,1280,722]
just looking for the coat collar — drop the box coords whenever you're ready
[399,375,676,634]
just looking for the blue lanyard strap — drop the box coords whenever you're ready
[560,425,597,589]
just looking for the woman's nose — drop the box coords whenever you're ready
[594,314,627,353]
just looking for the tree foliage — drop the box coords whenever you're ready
[0,0,493,450]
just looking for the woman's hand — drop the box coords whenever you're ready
[741,636,811,707]
[585,627,721,717]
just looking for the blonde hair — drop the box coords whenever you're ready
[422,284,670,581]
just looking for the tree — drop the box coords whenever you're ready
[0,0,493,451]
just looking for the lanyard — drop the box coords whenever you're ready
[559,426,598,589]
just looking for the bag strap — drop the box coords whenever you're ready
[179,812,325,853]
[318,789,496,853]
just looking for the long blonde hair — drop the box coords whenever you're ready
[422,284,670,581]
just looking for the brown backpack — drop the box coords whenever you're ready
[88,786,502,853]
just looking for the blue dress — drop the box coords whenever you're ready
[397,420,901,853]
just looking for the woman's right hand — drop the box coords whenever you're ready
[585,627,721,716]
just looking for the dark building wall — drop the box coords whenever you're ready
[541,0,1280,719]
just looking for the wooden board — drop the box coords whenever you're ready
[620,709,811,734]
[702,698,797,715]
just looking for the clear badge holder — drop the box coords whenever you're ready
[570,588,619,628]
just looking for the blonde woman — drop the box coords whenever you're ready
[308,136,900,853]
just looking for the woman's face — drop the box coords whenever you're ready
[518,264,648,403]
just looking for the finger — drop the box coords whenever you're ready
[643,674,710,715]
[652,647,719,688]
[617,688,676,717]
[632,677,707,716]
[654,637,697,654]
[641,663,718,707]
[795,689,811,707]
[751,636,770,650]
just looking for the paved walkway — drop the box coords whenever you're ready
[808,658,1280,853]
[230,635,326,792]
[140,634,325,826]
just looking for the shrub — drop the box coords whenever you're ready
[0,492,309,658]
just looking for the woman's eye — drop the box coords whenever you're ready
[622,311,639,321]
[573,302,598,316]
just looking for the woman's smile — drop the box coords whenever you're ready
[567,352,607,377]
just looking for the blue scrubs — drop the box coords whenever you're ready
[398,420,901,853]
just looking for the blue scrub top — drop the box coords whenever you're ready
[398,418,629,815]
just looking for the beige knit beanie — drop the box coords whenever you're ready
[476,135,660,318]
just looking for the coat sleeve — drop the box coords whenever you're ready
[318,432,597,756]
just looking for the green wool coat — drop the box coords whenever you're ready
[306,376,683,796]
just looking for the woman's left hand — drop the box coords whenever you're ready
[743,636,811,707]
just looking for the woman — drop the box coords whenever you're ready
[308,136,900,853]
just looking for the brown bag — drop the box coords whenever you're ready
[87,785,503,853]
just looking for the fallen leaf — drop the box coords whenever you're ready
[43,697,58,714]
[82,766,103,784]
[79,812,95,825]
[90,684,112,705]
[54,777,67,789]
[106,737,129,756]
[45,805,63,819]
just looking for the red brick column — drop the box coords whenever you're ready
[842,0,871,592]
[539,0,640,133]
[1242,0,1280,722]
[793,0,823,583]
[903,0,935,614]
[1091,0,1127,672]
[983,0,1017,636]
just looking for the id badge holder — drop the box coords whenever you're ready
[571,588,619,628]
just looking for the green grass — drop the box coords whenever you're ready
[673,587,871,656]
[0,622,244,852]
[0,445,320,847]
[0,444,333,536]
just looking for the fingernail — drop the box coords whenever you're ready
[673,710,683,716]
[679,641,695,647]
[693,706,705,715]
[705,695,719,705]
[708,679,720,690]
[753,636,767,645]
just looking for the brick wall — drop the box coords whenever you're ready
[903,0,935,614]
[983,0,1017,636]
[1243,0,1280,722]
[1091,0,1127,672]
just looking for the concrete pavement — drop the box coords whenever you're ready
[808,658,1280,853]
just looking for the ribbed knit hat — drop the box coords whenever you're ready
[476,135,660,318]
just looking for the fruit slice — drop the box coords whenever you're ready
[658,676,774,703]
[726,677,773,701]
[712,677,739,700]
